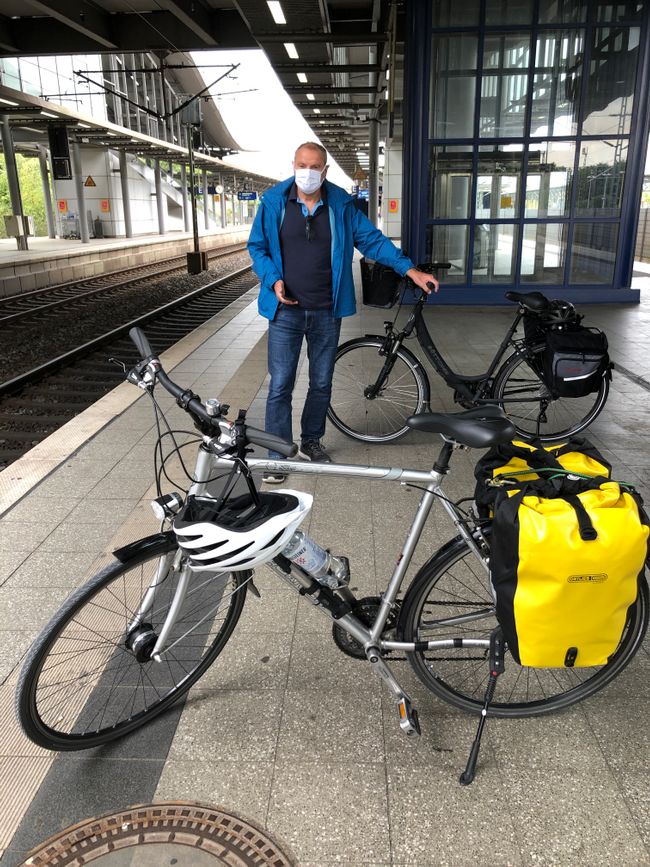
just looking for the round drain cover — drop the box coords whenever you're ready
[22,802,295,866]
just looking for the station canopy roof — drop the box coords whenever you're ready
[0,82,277,193]
[0,1,396,179]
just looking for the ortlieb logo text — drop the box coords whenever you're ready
[567,573,607,583]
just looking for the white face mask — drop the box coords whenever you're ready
[294,167,324,195]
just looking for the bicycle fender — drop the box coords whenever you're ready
[337,335,385,351]
[113,531,176,563]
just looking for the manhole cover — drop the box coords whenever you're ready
[22,802,295,866]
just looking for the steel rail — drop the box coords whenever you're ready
[0,265,253,398]
[0,244,247,325]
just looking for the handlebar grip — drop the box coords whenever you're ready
[129,327,154,359]
[245,426,298,458]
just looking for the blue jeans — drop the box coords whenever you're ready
[266,306,342,458]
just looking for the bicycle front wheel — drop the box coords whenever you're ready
[400,534,648,718]
[328,338,427,442]
[17,537,248,750]
[493,342,609,442]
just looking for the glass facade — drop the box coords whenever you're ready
[406,1,649,299]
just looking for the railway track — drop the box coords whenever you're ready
[0,243,247,326]
[0,264,259,469]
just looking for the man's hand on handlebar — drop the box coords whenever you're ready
[406,267,440,295]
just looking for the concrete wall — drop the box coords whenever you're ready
[0,229,250,296]
[382,145,403,246]
[51,149,223,239]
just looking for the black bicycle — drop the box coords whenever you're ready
[328,280,610,444]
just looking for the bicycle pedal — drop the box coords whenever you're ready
[397,697,421,738]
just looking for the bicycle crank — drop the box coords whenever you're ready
[332,596,400,659]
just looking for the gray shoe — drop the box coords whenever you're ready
[262,471,287,484]
[298,440,332,462]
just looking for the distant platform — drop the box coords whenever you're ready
[0,227,251,296]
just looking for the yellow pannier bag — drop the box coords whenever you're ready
[490,477,649,668]
[474,436,611,519]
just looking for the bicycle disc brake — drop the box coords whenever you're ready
[332,596,399,659]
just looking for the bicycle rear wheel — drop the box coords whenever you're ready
[493,342,609,442]
[17,537,248,750]
[328,338,427,442]
[399,534,648,717]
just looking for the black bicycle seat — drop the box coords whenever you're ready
[504,291,550,312]
[406,406,516,449]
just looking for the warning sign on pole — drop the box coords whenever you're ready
[57,200,67,213]
[100,199,110,212]
[388,199,399,213]
[84,176,96,187]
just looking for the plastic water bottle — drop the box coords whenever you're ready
[281,531,347,589]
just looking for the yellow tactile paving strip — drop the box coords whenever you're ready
[0,301,270,852]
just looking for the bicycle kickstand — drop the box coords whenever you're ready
[459,626,505,786]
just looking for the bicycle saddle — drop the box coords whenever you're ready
[504,291,550,312]
[407,406,516,449]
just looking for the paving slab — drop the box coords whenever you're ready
[1,272,650,865]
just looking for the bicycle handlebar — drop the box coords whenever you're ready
[128,327,298,458]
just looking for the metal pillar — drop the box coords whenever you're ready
[368,117,379,227]
[220,192,227,228]
[202,169,209,230]
[211,184,218,224]
[38,145,56,239]
[1,116,27,250]
[181,164,190,232]
[187,127,200,251]
[154,159,165,235]
[71,141,89,243]
[119,149,133,238]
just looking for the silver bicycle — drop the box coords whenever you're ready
[17,327,649,783]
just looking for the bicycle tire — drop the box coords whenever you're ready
[327,337,427,442]
[399,533,648,718]
[493,342,609,443]
[17,537,248,750]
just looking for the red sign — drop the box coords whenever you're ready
[57,199,67,213]
[100,199,110,212]
[388,199,399,213]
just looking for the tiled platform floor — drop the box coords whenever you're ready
[1,270,650,865]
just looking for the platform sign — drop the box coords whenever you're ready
[237,191,257,201]
[84,176,96,187]
[100,199,110,212]
[57,199,67,214]
[388,198,399,213]
[358,189,369,200]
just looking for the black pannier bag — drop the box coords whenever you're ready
[360,257,401,308]
[542,326,609,398]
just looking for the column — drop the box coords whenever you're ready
[71,141,89,243]
[368,117,380,227]
[220,192,227,228]
[1,116,27,250]
[154,158,165,235]
[119,149,133,238]
[202,168,209,230]
[181,164,190,232]
[38,145,56,239]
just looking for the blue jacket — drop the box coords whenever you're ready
[248,177,415,320]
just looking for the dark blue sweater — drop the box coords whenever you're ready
[279,190,332,309]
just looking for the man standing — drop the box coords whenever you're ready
[248,142,437,483]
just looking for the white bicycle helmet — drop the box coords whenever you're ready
[172,489,312,572]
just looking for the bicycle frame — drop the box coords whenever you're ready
[142,443,493,688]
[381,296,526,405]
